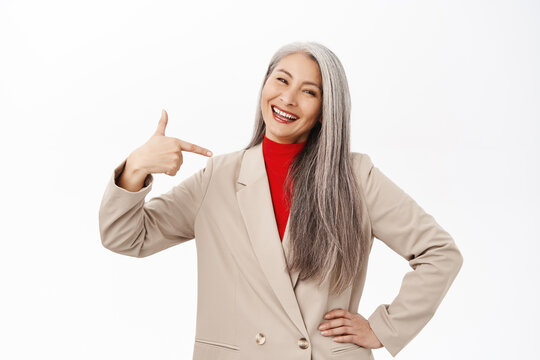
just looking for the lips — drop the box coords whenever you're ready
[271,104,300,121]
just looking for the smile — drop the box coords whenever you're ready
[271,105,299,123]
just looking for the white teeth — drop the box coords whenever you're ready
[272,106,297,120]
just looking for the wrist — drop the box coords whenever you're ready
[125,153,148,178]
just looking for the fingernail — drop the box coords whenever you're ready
[207,151,212,156]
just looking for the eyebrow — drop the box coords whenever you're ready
[275,68,322,91]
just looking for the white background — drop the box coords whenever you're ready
[1,0,538,359]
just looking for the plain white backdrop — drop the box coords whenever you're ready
[1,0,538,359]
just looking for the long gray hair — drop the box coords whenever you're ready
[244,41,369,296]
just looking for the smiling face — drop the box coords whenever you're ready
[261,52,323,144]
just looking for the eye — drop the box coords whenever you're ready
[305,90,316,96]
[276,77,287,84]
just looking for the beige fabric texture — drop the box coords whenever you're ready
[99,142,463,359]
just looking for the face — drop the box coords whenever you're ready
[261,52,323,144]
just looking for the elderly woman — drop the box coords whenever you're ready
[99,41,463,360]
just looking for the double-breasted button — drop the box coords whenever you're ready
[255,332,266,345]
[298,337,309,349]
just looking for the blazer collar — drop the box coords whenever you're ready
[236,142,306,337]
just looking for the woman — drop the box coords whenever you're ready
[99,41,463,360]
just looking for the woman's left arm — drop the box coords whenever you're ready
[356,153,464,357]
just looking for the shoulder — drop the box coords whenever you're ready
[350,152,378,194]
[350,151,375,175]
[206,148,245,169]
[200,148,247,184]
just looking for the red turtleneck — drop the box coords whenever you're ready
[262,135,306,241]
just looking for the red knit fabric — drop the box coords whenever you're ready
[262,135,307,241]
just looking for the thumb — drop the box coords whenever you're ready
[154,109,168,136]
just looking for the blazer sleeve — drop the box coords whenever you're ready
[98,156,213,258]
[355,153,464,357]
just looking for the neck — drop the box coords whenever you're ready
[264,133,307,145]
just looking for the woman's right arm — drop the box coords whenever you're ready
[98,109,214,258]
[116,155,149,192]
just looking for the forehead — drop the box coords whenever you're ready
[273,53,322,84]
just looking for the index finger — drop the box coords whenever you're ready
[323,308,351,320]
[178,139,213,157]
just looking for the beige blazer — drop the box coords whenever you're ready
[99,142,463,360]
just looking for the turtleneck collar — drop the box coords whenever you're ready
[261,134,306,241]
[262,135,307,161]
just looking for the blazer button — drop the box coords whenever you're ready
[255,332,266,345]
[298,337,309,349]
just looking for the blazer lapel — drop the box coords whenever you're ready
[236,142,307,337]
[282,219,301,289]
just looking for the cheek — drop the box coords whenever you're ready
[305,102,322,120]
[261,88,270,108]
[261,82,271,96]
[262,82,280,99]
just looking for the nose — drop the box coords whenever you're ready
[279,87,297,106]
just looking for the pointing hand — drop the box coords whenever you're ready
[127,109,213,177]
